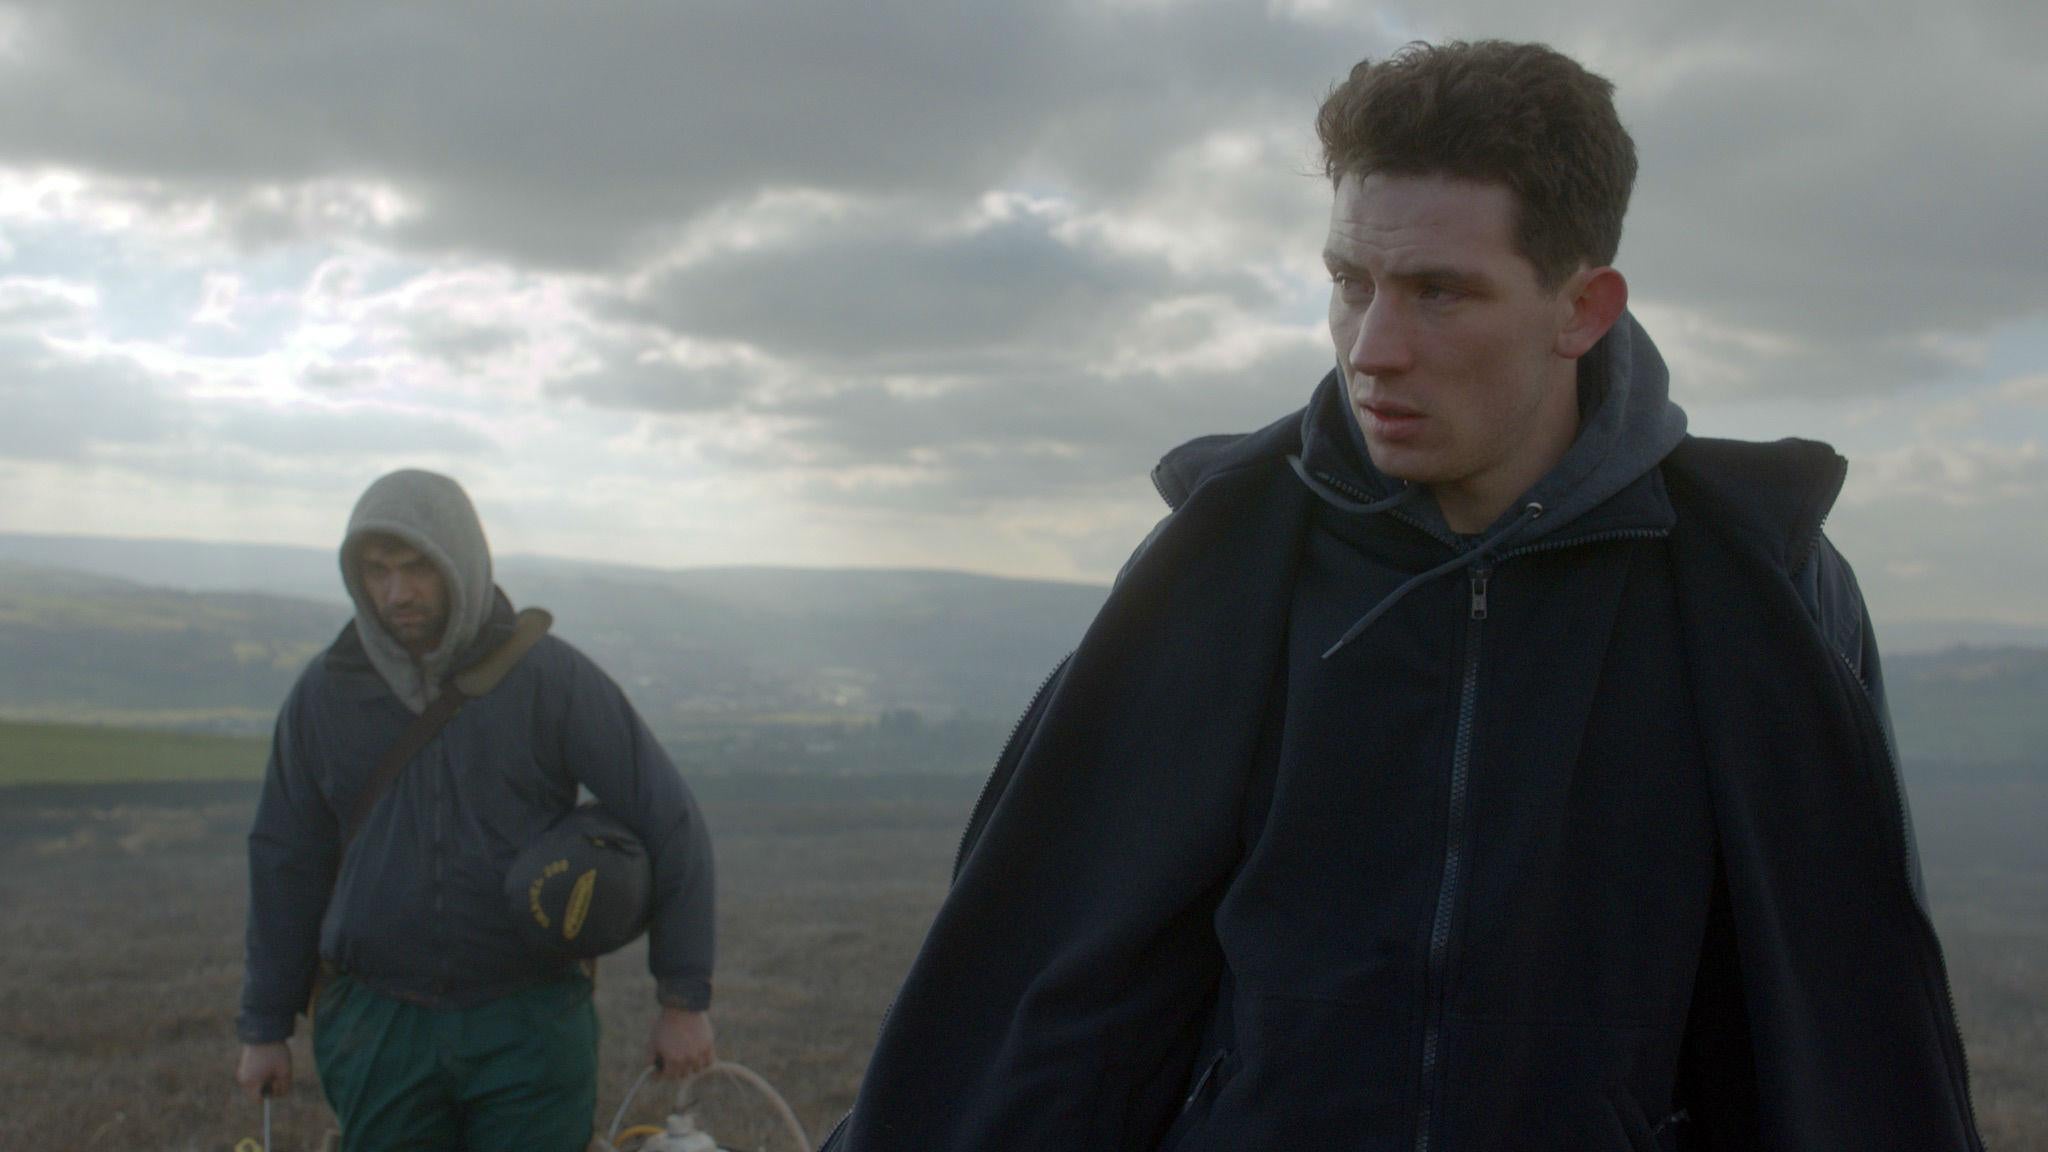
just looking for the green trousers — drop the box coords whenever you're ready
[313,972,598,1152]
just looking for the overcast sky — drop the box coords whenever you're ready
[1,0,2043,635]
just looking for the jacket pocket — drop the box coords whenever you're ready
[1609,1091,1689,1152]
[1176,989,1410,1148]
[1437,1016,1654,1151]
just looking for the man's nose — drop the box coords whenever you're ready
[1348,298,1413,378]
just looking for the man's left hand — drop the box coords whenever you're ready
[649,1007,715,1079]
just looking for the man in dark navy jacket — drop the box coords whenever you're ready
[234,469,717,1152]
[829,40,1982,1152]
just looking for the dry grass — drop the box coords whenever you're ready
[0,771,2040,1150]
[0,777,971,1152]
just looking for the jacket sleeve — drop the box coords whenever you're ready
[554,644,715,1011]
[1799,534,1927,909]
[1678,533,1952,1144]
[237,682,341,1044]
[835,503,1303,1148]
[950,511,1173,882]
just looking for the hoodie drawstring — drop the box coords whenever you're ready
[1287,454,1546,659]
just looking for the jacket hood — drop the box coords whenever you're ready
[1299,309,1688,546]
[339,468,496,711]
[1291,310,1688,656]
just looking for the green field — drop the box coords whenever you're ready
[0,719,267,786]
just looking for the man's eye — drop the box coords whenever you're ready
[1418,283,1463,302]
[1332,274,1373,299]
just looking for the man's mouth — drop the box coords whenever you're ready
[1360,400,1425,438]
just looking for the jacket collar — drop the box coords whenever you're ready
[1294,364,1677,550]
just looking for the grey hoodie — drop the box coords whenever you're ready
[1314,309,1689,546]
[340,469,496,712]
[1290,311,1690,654]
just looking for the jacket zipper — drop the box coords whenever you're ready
[1313,467,1682,1152]
[1152,464,1178,510]
[1500,527,1670,560]
[1183,1048,1228,1109]
[1410,529,1671,1152]
[1413,564,1489,1152]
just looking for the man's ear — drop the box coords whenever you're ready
[1555,266,1629,359]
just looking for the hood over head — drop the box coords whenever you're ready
[1294,310,1688,655]
[340,468,496,711]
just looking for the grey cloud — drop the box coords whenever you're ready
[687,338,1331,512]
[203,405,496,459]
[0,334,492,468]
[299,363,377,391]
[561,196,1312,499]
[1622,38,2048,353]
[0,280,96,329]
[1634,303,1985,402]
[1830,477,2048,633]
[0,1,1344,267]
[562,197,1329,510]
[401,314,529,370]
[553,356,766,415]
[4,0,2039,447]
[799,352,1318,469]
[606,209,1262,372]
[0,338,177,460]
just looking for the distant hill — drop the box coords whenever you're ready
[0,533,348,605]
[503,559,1103,724]
[0,555,1104,739]
[0,562,340,731]
[1,532,2043,773]
[1887,645,2048,769]
[7,530,2048,655]
[0,532,1109,720]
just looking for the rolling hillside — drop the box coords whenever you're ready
[0,555,1104,742]
[2,534,2044,773]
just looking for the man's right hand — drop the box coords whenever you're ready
[236,1042,292,1100]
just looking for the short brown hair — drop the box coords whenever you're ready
[1316,40,1637,287]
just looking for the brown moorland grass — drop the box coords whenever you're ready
[0,774,972,1151]
[0,767,2040,1150]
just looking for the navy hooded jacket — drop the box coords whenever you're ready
[827,317,1981,1151]
[237,472,714,1043]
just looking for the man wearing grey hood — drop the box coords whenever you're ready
[234,469,716,1152]
[828,40,1981,1152]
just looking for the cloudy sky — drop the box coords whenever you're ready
[1,0,2043,635]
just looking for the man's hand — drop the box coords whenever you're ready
[649,1008,715,1080]
[236,1042,292,1100]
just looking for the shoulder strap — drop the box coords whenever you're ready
[342,608,553,848]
